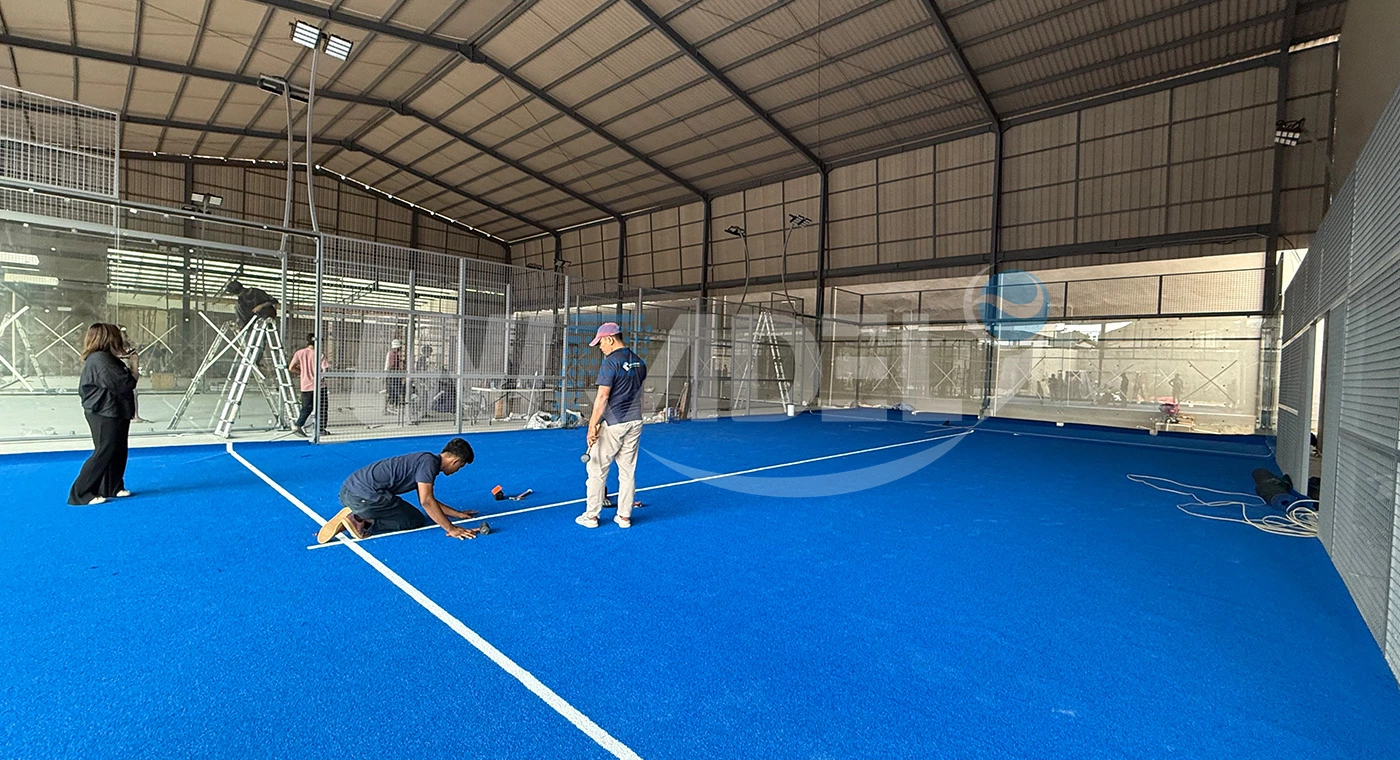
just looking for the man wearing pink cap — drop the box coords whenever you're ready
[577,322,647,529]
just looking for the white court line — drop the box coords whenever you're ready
[226,442,644,760]
[973,425,1274,458]
[305,428,974,550]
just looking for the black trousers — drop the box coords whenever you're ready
[69,412,130,505]
[338,485,426,536]
[295,388,328,431]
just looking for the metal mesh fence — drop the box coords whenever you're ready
[310,235,566,441]
[0,86,118,198]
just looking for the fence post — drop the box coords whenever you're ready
[456,257,466,434]
[311,236,324,444]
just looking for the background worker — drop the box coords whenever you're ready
[287,332,330,437]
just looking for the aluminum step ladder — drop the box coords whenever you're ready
[168,316,256,430]
[732,307,791,413]
[214,317,299,438]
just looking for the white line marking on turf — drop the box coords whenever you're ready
[306,428,973,550]
[226,442,644,760]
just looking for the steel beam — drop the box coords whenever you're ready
[621,0,823,172]
[0,32,611,220]
[918,0,998,129]
[239,0,706,199]
[991,13,1287,102]
[120,114,549,236]
[1265,0,1300,317]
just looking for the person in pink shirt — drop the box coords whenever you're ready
[287,333,330,437]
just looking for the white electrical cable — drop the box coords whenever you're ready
[1127,474,1320,537]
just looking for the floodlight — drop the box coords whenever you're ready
[325,34,353,61]
[291,20,322,50]
[724,225,746,238]
[190,192,205,203]
[208,195,223,207]
[1275,118,1305,146]
[788,213,813,228]
[0,252,41,266]
[3,272,59,286]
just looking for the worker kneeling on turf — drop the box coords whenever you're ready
[318,438,486,543]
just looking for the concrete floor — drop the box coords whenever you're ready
[0,377,531,454]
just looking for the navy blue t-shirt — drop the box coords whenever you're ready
[597,347,647,425]
[343,452,441,498]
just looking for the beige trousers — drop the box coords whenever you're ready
[584,419,643,520]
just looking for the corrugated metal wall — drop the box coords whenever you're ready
[624,201,705,290]
[119,159,507,261]
[545,47,1335,295]
[1279,77,1400,682]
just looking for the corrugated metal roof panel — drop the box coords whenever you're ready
[483,0,610,68]
[72,0,136,53]
[724,3,933,91]
[984,1,1279,96]
[550,34,678,105]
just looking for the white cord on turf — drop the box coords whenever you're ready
[1127,474,1319,537]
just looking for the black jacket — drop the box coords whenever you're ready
[236,288,278,326]
[78,351,137,419]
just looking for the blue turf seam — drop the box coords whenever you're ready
[224,442,644,760]
[303,428,974,550]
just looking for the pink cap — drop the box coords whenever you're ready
[589,322,621,346]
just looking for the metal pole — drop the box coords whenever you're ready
[456,257,466,433]
[981,126,1005,416]
[406,269,416,425]
[1259,0,1297,433]
[279,250,288,346]
[305,45,320,233]
[1264,0,1299,317]
[814,170,829,347]
[503,281,512,379]
[561,274,570,412]
[311,237,323,444]
[854,292,864,404]
[635,287,643,354]
[700,198,711,300]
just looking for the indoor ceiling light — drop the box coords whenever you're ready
[4,272,59,286]
[291,20,322,50]
[0,252,41,266]
[325,34,353,61]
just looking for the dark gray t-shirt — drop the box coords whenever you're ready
[343,452,440,498]
[596,347,646,424]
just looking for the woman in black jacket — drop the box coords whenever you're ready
[68,323,139,505]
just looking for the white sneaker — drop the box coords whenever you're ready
[87,497,106,505]
[575,514,599,529]
[115,490,132,498]
[614,516,631,529]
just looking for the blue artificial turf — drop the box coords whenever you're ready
[2,414,1397,759]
